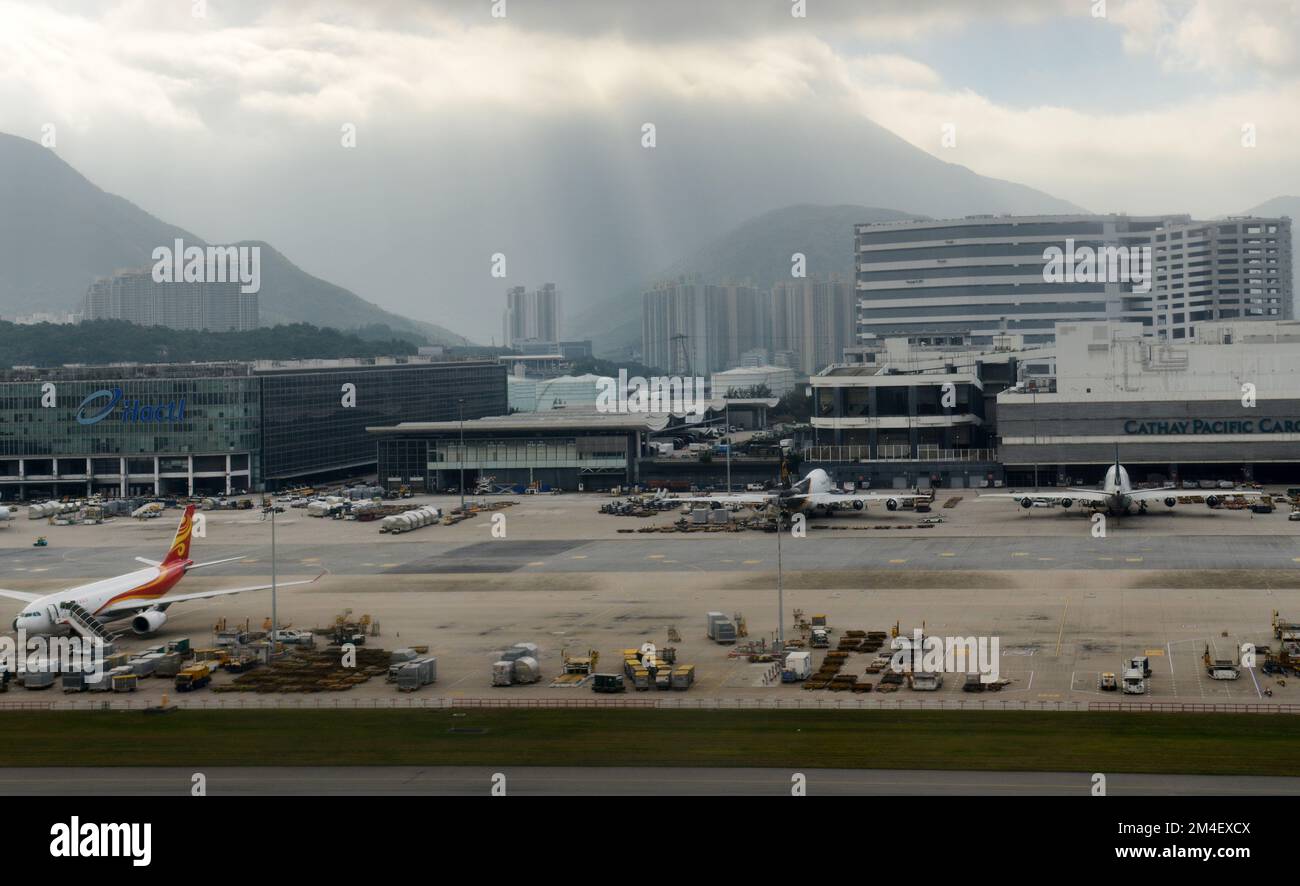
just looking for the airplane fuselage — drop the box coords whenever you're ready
[10,560,190,636]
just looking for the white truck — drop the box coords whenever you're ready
[1121,668,1146,694]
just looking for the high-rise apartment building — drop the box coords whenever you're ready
[83,270,259,331]
[642,276,851,376]
[503,283,563,348]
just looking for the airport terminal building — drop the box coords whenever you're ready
[0,357,505,497]
[997,321,1300,486]
[370,410,668,492]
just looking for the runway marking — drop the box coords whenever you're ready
[1055,598,1069,656]
[742,559,761,565]
[526,561,545,567]
[646,554,665,560]
[381,563,399,568]
[1125,557,1143,563]
[570,555,587,560]
[720,559,735,563]
[888,559,907,565]
[1037,557,1055,562]
[1011,552,1028,558]
[301,558,321,563]
[939,552,955,557]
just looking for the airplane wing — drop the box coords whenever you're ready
[670,494,774,507]
[978,490,1111,505]
[154,573,325,609]
[0,588,41,603]
[799,492,931,508]
[100,573,326,619]
[1127,487,1267,503]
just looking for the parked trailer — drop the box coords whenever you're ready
[782,651,812,682]
[397,657,437,691]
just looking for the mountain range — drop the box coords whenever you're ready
[0,132,469,346]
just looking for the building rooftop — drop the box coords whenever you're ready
[368,407,672,435]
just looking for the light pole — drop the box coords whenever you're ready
[725,401,731,493]
[265,501,278,659]
[458,398,466,510]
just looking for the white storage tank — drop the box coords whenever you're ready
[512,656,541,684]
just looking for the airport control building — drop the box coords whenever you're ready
[0,357,506,497]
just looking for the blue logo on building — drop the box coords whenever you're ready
[75,387,187,426]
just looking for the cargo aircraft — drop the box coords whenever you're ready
[979,447,1268,515]
[0,505,320,640]
[671,467,930,515]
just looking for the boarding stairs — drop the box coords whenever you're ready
[53,602,120,643]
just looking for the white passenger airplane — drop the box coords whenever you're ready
[0,505,321,639]
[671,467,930,515]
[980,449,1268,515]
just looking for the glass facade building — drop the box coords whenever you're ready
[0,358,506,498]
[256,360,504,483]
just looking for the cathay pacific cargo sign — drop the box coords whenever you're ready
[1125,418,1300,435]
[75,388,187,426]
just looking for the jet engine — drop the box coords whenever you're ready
[131,610,167,636]
[1205,495,1219,508]
[886,498,899,511]
[1164,497,1177,508]
[852,500,864,511]
[1019,498,1033,509]
[1060,498,1073,509]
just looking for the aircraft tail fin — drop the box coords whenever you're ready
[162,504,197,565]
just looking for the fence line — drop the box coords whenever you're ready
[2,695,1298,714]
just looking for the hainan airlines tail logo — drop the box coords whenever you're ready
[75,388,187,426]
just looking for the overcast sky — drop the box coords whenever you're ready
[2,0,1297,340]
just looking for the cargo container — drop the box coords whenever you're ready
[23,671,56,690]
[61,672,88,692]
[670,665,696,689]
[112,673,139,692]
[592,673,626,693]
[491,661,514,686]
[397,659,436,692]
[127,658,157,678]
[782,651,812,682]
[85,671,114,692]
[910,672,943,691]
[390,648,418,664]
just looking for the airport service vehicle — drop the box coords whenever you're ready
[980,447,1267,515]
[592,673,626,693]
[1130,655,1152,677]
[671,468,929,516]
[175,664,212,692]
[1099,672,1118,691]
[1,505,321,640]
[1121,668,1146,694]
